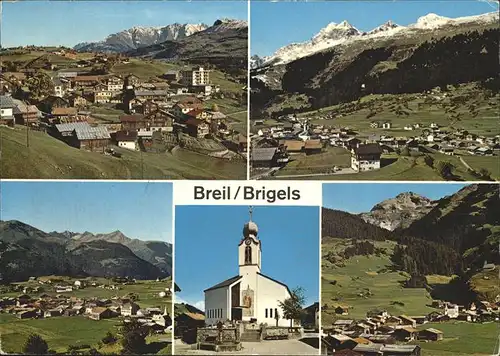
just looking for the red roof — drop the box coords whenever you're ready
[115,130,138,141]
[185,118,206,127]
[185,108,205,118]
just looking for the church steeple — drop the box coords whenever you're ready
[239,206,262,274]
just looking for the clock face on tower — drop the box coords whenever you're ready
[245,238,252,245]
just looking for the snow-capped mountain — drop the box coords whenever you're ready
[367,20,402,35]
[256,11,498,68]
[74,23,208,53]
[203,18,247,34]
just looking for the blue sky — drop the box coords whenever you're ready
[323,183,468,213]
[251,1,497,56]
[1,1,248,47]
[175,205,320,311]
[1,181,173,242]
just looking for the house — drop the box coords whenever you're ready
[53,77,67,97]
[410,315,427,325]
[404,125,413,131]
[304,139,323,154]
[346,138,362,150]
[380,344,421,356]
[184,118,209,138]
[172,102,202,117]
[44,308,63,318]
[393,327,418,341]
[125,74,141,88]
[281,140,305,153]
[133,90,170,103]
[351,144,382,172]
[251,147,281,168]
[175,312,205,338]
[324,334,357,351]
[94,90,115,104]
[38,95,70,113]
[439,145,455,155]
[238,134,248,153]
[103,75,124,91]
[54,122,110,152]
[399,315,417,328]
[164,70,180,82]
[444,304,459,318]
[115,130,138,151]
[88,307,115,321]
[12,101,40,126]
[382,122,392,129]
[301,302,319,329]
[51,107,78,122]
[17,309,38,319]
[71,75,102,88]
[334,306,349,316]
[120,114,147,131]
[121,302,140,316]
[70,94,88,108]
[184,108,210,121]
[1,95,17,126]
[418,328,443,341]
[333,320,354,330]
[352,343,383,355]
[181,67,210,86]
[332,350,362,356]
[143,110,175,132]
[370,121,379,128]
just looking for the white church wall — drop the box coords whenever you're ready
[256,275,294,327]
[205,287,230,326]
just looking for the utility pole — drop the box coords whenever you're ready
[26,119,30,148]
[141,148,144,179]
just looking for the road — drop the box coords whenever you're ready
[175,339,319,355]
[252,167,356,179]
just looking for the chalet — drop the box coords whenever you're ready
[439,145,455,156]
[12,99,40,126]
[184,118,209,138]
[120,114,147,131]
[17,309,38,319]
[184,108,210,121]
[304,139,323,154]
[251,147,281,168]
[281,140,305,153]
[164,70,180,82]
[51,107,78,122]
[71,75,102,88]
[175,312,205,339]
[54,122,110,152]
[143,100,159,115]
[94,90,114,104]
[88,307,115,321]
[418,328,443,341]
[115,130,138,151]
[351,144,382,172]
[325,334,357,351]
[346,138,361,150]
[121,302,140,316]
[44,308,63,318]
[301,302,319,329]
[444,303,459,318]
[0,95,16,126]
[410,315,427,325]
[399,315,417,328]
[133,90,169,102]
[125,74,141,88]
[103,75,124,91]
[38,95,70,114]
[334,306,349,315]
[393,327,418,341]
[333,320,354,330]
[353,343,383,355]
[476,147,493,156]
[238,134,248,153]
[380,345,421,356]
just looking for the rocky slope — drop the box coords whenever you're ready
[360,192,437,231]
[74,23,208,53]
[0,220,172,282]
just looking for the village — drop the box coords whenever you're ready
[322,299,500,355]
[250,109,500,180]
[0,47,247,178]
[0,275,176,354]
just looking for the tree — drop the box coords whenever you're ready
[23,334,49,355]
[121,320,148,354]
[278,286,306,327]
[479,168,491,180]
[101,331,117,345]
[436,161,454,180]
[424,154,435,168]
[211,103,220,112]
[26,71,54,99]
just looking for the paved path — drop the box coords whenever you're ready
[175,339,319,355]
[459,156,473,171]
[272,168,356,179]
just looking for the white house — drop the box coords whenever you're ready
[444,303,459,318]
[204,209,294,327]
[382,122,392,129]
[404,125,413,131]
[351,144,382,172]
[0,95,15,126]
[116,131,138,151]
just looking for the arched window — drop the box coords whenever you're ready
[245,246,252,264]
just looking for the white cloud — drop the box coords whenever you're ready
[194,300,205,311]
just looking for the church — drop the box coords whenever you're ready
[204,207,294,327]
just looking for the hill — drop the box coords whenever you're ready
[322,207,392,241]
[128,19,248,73]
[0,126,246,180]
[0,220,171,282]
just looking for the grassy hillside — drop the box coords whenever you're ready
[322,239,434,324]
[0,126,246,179]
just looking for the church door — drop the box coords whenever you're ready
[231,308,242,321]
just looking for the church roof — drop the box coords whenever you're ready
[257,272,292,296]
[204,275,242,293]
